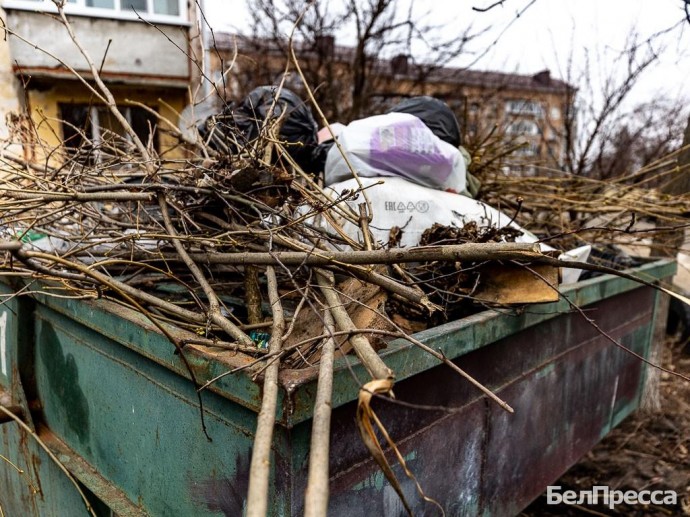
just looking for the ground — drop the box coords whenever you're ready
[522,333,690,517]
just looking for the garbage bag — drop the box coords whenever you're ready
[559,244,592,284]
[324,113,467,194]
[578,244,642,281]
[319,176,533,248]
[387,96,462,147]
[202,86,319,172]
[311,140,334,174]
[297,176,590,284]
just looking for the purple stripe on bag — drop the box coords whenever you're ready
[369,118,454,184]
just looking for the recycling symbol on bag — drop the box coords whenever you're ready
[385,200,430,213]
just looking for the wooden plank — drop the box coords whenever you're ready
[473,263,560,304]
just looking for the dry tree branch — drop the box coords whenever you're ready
[400,333,514,413]
[520,263,690,383]
[245,265,263,325]
[125,99,185,140]
[0,24,107,106]
[472,0,507,12]
[321,277,515,413]
[246,265,286,517]
[0,452,40,496]
[316,268,392,380]
[304,309,336,517]
[339,264,440,312]
[286,3,375,229]
[0,190,154,202]
[12,248,255,341]
[127,219,432,310]
[53,1,155,172]
[12,247,219,438]
[157,192,254,347]
[179,336,270,355]
[149,219,467,310]
[185,241,544,266]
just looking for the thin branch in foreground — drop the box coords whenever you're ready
[246,265,286,517]
[54,3,154,172]
[304,310,336,517]
[472,0,507,13]
[316,268,393,381]
[520,263,690,383]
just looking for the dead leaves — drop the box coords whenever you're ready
[356,378,445,517]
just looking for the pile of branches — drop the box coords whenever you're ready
[0,10,553,512]
[0,128,539,348]
[478,156,690,257]
[0,98,549,515]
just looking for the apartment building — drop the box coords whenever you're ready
[0,0,195,164]
[209,33,574,172]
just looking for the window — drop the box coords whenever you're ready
[85,0,114,8]
[60,103,158,163]
[4,0,186,22]
[513,143,540,157]
[505,100,543,117]
[506,120,539,136]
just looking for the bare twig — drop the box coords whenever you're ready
[54,3,155,172]
[246,265,286,517]
[316,269,392,380]
[0,405,97,517]
[304,310,336,517]
[157,192,254,347]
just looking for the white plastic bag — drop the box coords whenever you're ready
[320,177,538,248]
[297,177,593,285]
[558,244,592,284]
[324,113,467,194]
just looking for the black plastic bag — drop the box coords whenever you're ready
[310,140,335,174]
[202,86,319,172]
[387,96,462,147]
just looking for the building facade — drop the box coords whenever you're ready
[209,33,574,173]
[0,0,197,165]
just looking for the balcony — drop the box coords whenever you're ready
[2,0,190,87]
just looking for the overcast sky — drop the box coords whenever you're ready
[204,0,690,106]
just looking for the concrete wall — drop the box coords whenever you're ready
[5,10,189,84]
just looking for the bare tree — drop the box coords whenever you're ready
[589,97,689,181]
[669,113,690,194]
[239,0,480,121]
[553,29,687,178]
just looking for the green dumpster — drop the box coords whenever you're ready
[0,259,675,516]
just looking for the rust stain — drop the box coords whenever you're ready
[30,452,44,499]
